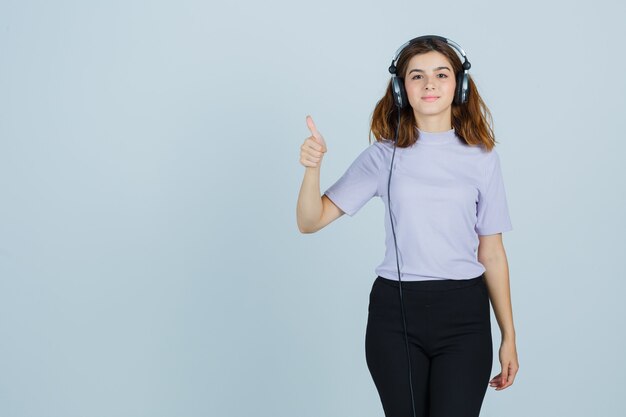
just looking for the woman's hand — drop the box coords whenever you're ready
[300,115,327,168]
[489,338,519,390]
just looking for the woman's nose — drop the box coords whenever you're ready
[424,78,436,89]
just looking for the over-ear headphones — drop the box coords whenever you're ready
[388,35,472,108]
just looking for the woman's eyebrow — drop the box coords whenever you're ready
[408,66,451,74]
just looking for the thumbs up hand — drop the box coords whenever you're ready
[300,115,327,168]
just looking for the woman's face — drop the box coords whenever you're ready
[403,51,456,122]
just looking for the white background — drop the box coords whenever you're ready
[1,0,624,416]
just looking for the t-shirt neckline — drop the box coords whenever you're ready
[415,127,458,146]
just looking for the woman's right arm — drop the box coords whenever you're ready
[297,116,345,234]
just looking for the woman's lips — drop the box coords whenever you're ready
[422,96,439,102]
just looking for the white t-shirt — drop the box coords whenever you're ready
[323,127,513,281]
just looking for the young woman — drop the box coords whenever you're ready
[296,36,518,417]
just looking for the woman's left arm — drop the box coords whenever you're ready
[478,233,519,391]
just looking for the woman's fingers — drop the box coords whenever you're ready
[299,115,328,168]
[500,363,518,389]
[301,141,323,156]
[500,364,509,389]
[489,373,506,390]
[492,340,519,390]
[489,363,518,390]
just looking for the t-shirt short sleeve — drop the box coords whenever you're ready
[475,150,513,236]
[323,143,383,217]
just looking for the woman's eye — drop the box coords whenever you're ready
[411,74,448,80]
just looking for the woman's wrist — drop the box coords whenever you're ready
[501,331,516,343]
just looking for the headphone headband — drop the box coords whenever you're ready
[388,35,471,75]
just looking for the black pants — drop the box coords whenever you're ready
[365,274,492,417]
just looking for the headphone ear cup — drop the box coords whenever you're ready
[391,76,408,109]
[455,72,470,104]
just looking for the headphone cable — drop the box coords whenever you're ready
[387,109,417,417]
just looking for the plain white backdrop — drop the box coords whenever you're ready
[1,0,624,416]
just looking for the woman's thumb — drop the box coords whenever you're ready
[306,115,327,152]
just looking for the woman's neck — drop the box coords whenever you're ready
[414,113,452,132]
